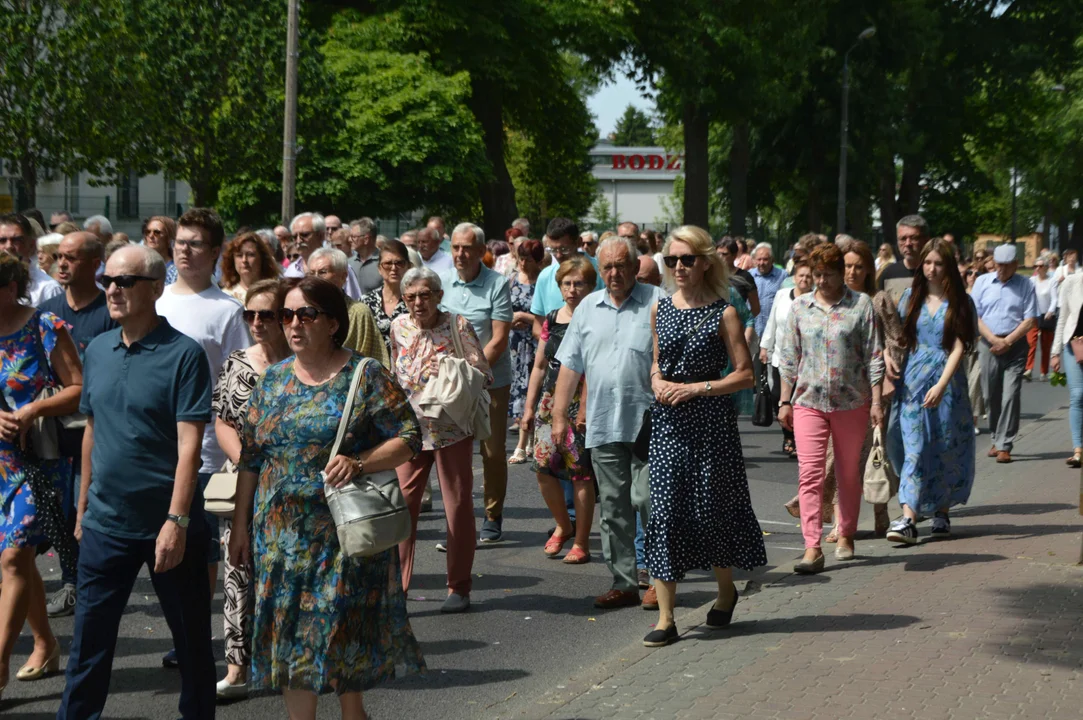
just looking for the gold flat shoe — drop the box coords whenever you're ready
[16,641,60,681]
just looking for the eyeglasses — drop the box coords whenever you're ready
[662,254,703,269]
[287,253,302,261]
[243,309,278,324]
[380,259,407,269]
[172,238,207,251]
[102,274,156,289]
[279,306,327,325]
[548,245,575,258]
[560,280,587,290]
[306,267,337,278]
[403,290,434,303]
[0,235,26,246]
[145,228,165,237]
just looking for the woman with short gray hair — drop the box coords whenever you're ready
[389,267,492,613]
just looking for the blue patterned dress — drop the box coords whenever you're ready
[895,290,975,514]
[239,353,425,695]
[508,275,537,418]
[0,311,71,550]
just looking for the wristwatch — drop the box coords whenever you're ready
[779,400,792,408]
[167,513,190,528]
[704,380,712,394]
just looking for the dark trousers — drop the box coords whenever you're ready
[57,526,215,720]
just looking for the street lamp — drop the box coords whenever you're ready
[835,25,877,236]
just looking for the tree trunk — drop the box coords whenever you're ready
[806,182,822,233]
[848,192,869,240]
[878,156,898,247]
[682,100,709,229]
[1071,205,1083,251]
[18,155,37,210]
[896,155,923,217]
[467,78,518,237]
[728,120,750,235]
[1059,213,1071,253]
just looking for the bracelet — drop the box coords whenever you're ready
[871,402,882,408]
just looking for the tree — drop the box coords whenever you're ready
[610,105,655,146]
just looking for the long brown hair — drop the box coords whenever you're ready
[221,231,281,288]
[902,239,974,354]
[839,239,877,296]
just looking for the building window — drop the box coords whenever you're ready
[117,168,139,218]
[165,177,177,216]
[65,172,80,214]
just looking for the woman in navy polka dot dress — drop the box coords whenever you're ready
[643,225,767,648]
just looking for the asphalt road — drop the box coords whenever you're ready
[5,376,1066,719]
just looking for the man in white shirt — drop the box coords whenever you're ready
[155,207,250,668]
[0,212,63,306]
[418,226,454,273]
[283,211,363,299]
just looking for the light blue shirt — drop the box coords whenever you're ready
[556,282,662,448]
[972,272,1039,337]
[439,265,514,388]
[529,252,603,317]
[751,265,787,336]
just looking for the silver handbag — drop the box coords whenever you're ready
[324,357,412,558]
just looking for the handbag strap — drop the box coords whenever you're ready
[330,355,375,459]
[28,311,60,389]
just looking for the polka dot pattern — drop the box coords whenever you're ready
[646,296,768,582]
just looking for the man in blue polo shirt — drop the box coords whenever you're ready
[38,231,118,619]
[58,245,215,720]
[530,217,602,324]
[973,244,1038,464]
[440,222,514,542]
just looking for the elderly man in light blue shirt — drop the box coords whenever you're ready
[972,244,1038,462]
[750,242,786,338]
[439,222,514,541]
[553,235,660,610]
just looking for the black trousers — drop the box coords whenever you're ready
[57,526,215,720]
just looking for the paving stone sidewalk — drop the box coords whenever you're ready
[528,407,1083,720]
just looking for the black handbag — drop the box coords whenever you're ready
[752,363,774,427]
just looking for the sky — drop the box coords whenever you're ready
[587,72,655,138]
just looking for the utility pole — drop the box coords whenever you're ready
[835,26,876,237]
[280,0,299,224]
[1010,166,1018,242]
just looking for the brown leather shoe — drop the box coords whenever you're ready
[641,584,659,610]
[987,445,999,458]
[593,589,640,609]
[996,450,1012,464]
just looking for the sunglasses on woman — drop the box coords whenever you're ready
[278,306,328,324]
[662,254,703,269]
[101,274,156,289]
[287,253,302,261]
[242,309,278,324]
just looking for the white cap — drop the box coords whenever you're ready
[993,245,1016,263]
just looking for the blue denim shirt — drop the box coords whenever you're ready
[556,282,662,448]
[751,266,787,336]
[971,272,1038,337]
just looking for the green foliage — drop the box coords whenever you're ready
[588,193,616,233]
[610,105,655,146]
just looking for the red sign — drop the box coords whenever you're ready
[611,154,683,171]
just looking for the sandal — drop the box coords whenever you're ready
[782,438,796,456]
[1067,452,1082,469]
[824,526,839,544]
[544,532,572,556]
[783,497,800,519]
[562,545,591,564]
[508,448,528,465]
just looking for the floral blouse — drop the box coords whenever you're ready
[389,312,493,450]
[360,288,409,358]
[778,287,884,413]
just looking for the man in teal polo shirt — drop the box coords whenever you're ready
[59,245,215,719]
[552,236,661,610]
[530,217,603,325]
[440,222,514,542]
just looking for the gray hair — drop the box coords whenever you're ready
[401,266,442,293]
[309,247,348,275]
[896,214,929,238]
[598,234,638,263]
[752,241,773,259]
[113,244,166,280]
[351,217,378,238]
[84,214,113,235]
[256,228,279,251]
[400,230,418,244]
[580,231,597,243]
[290,211,325,234]
[512,217,531,234]
[452,222,485,247]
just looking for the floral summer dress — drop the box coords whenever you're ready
[0,311,71,550]
[239,353,425,694]
[508,275,537,418]
[894,290,975,514]
[531,310,595,484]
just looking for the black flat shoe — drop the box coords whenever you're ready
[643,624,679,647]
[705,584,739,628]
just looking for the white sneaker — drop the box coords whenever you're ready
[974,426,980,436]
[216,678,249,701]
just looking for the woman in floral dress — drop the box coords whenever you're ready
[230,277,423,719]
[508,239,543,463]
[521,256,596,563]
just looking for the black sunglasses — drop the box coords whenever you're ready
[101,274,156,289]
[287,253,302,261]
[662,254,703,269]
[279,306,327,325]
[243,309,278,324]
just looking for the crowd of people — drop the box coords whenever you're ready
[0,203,1069,718]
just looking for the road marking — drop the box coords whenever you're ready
[759,519,799,526]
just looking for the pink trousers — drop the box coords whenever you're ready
[397,437,476,595]
[793,405,870,548]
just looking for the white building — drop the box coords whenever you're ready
[1,161,190,236]
[589,142,682,231]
